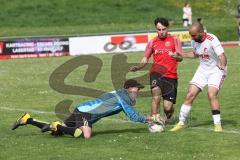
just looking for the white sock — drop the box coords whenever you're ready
[212,114,221,124]
[179,104,191,125]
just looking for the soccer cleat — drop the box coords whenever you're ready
[41,121,62,132]
[169,122,185,132]
[12,113,31,130]
[214,124,223,132]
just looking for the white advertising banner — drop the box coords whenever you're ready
[69,33,149,55]
[69,30,191,55]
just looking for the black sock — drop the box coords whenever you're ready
[212,110,220,115]
[27,118,48,129]
[57,125,79,137]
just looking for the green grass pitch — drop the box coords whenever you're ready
[0,47,240,160]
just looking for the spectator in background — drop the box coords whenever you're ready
[237,2,240,40]
[237,3,240,23]
[238,22,240,41]
[182,2,192,27]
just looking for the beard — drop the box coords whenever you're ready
[158,33,167,39]
[128,92,137,106]
[194,35,203,43]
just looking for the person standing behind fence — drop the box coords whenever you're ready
[183,2,192,27]
[238,22,240,41]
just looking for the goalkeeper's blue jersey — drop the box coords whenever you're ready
[75,89,147,124]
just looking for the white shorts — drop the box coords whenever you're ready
[190,66,227,90]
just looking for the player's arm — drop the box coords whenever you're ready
[169,51,183,62]
[181,51,198,58]
[121,102,161,123]
[118,96,161,123]
[217,53,227,70]
[211,36,227,70]
[129,56,149,72]
[169,37,183,62]
[114,93,149,123]
[122,103,148,123]
[129,40,153,72]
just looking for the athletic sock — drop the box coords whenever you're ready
[179,104,191,125]
[212,110,221,124]
[57,125,82,137]
[27,118,48,129]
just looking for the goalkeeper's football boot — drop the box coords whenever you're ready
[169,122,185,132]
[214,124,223,132]
[41,121,62,132]
[12,113,31,130]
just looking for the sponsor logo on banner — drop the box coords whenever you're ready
[104,34,148,52]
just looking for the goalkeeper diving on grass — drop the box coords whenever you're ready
[12,79,164,139]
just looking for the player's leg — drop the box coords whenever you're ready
[151,86,161,114]
[170,84,201,131]
[150,73,162,115]
[59,111,92,138]
[163,100,174,122]
[183,84,201,106]
[12,113,49,130]
[208,86,223,132]
[208,69,226,132]
[42,110,93,138]
[80,126,92,139]
[170,66,207,132]
[55,124,83,138]
[161,77,177,123]
[49,124,92,138]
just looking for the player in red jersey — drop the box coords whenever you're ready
[129,17,183,123]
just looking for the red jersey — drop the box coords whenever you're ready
[144,35,182,79]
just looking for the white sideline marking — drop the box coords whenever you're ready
[0,106,55,115]
[1,106,240,135]
[0,106,129,123]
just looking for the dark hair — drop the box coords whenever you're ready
[154,17,169,27]
[123,79,144,89]
[197,18,202,23]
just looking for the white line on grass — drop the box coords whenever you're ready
[1,106,240,135]
[0,106,129,123]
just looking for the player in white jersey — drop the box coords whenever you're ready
[170,22,227,132]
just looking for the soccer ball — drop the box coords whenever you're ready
[148,122,164,133]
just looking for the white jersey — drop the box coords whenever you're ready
[191,33,224,70]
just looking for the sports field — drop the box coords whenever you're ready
[0,46,239,160]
